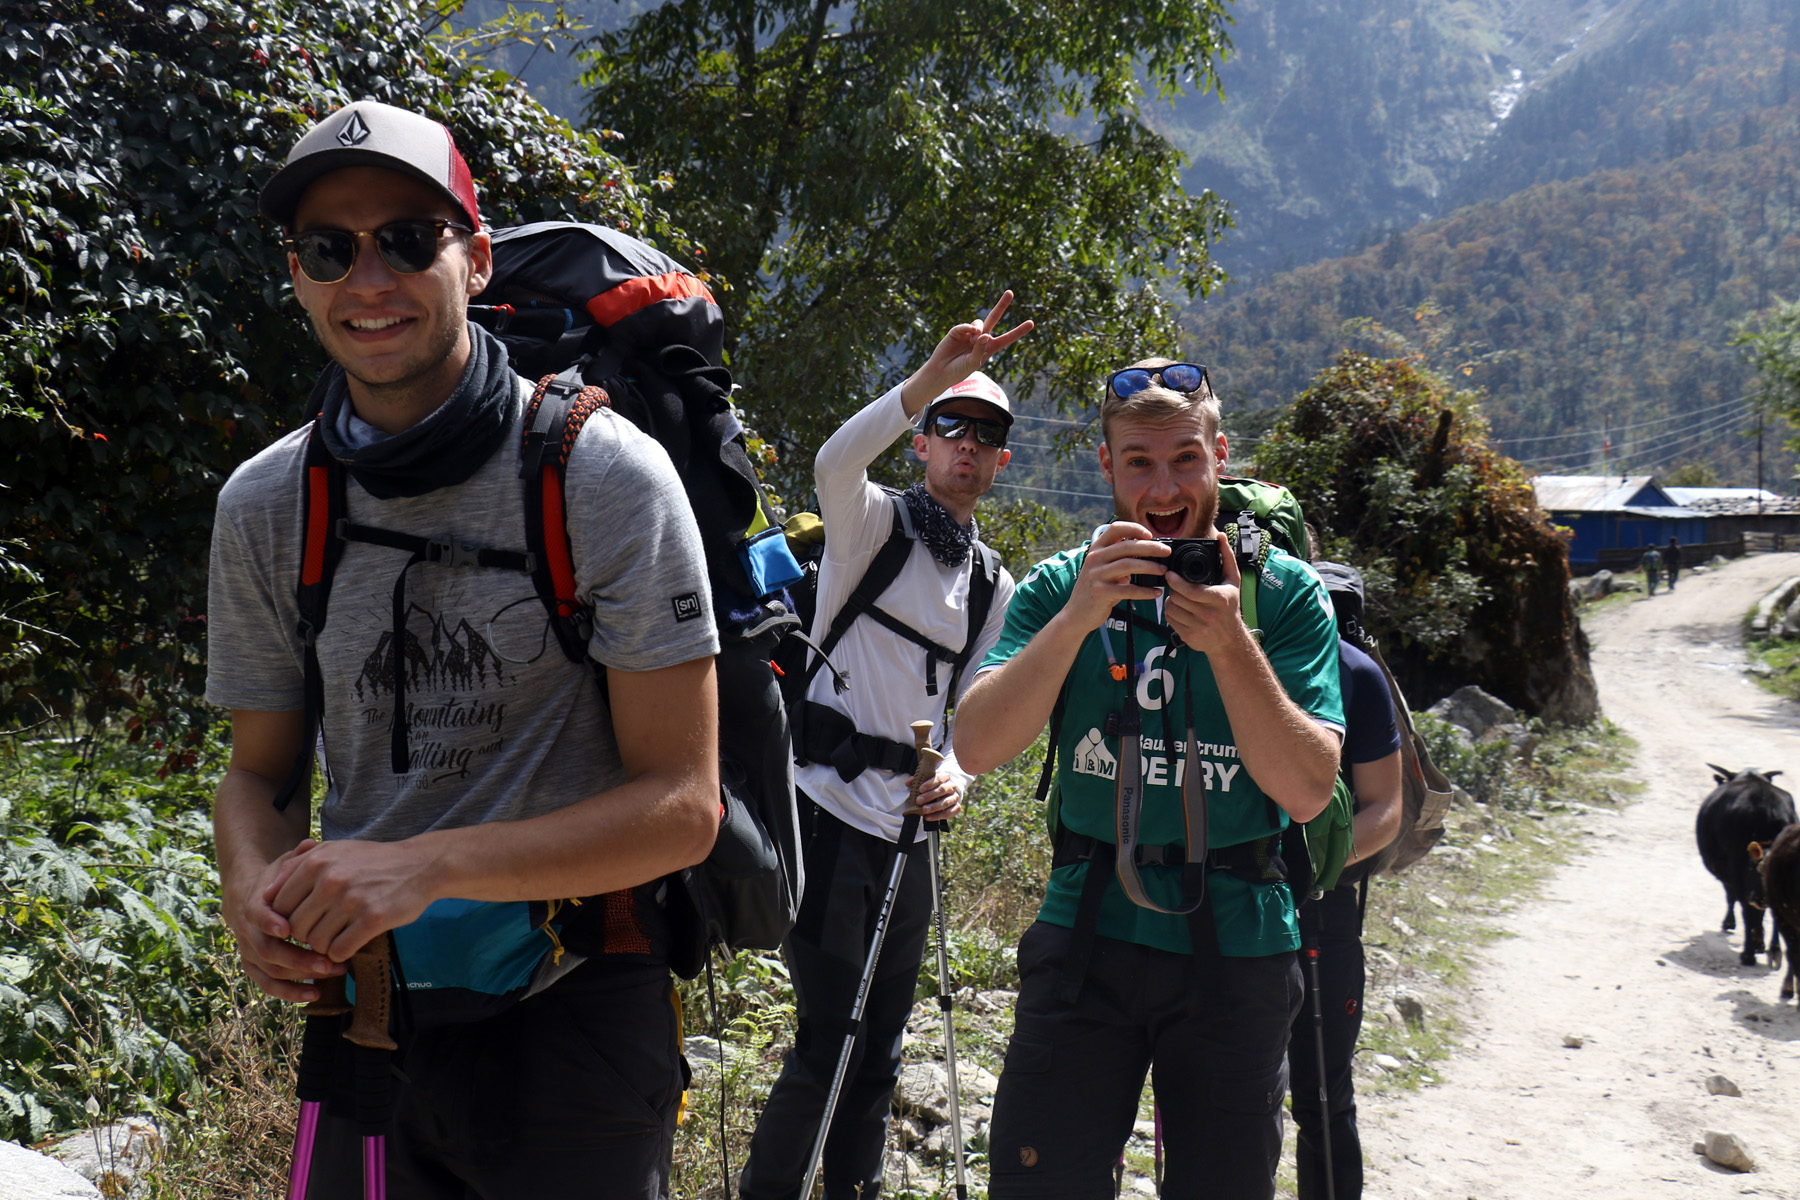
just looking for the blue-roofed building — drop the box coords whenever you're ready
[1531,475,1708,568]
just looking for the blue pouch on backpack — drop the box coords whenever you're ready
[354,898,571,1029]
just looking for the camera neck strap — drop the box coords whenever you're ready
[1110,605,1211,915]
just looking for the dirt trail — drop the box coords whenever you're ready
[1361,553,1800,1200]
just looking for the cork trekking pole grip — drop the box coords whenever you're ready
[302,971,352,1017]
[908,719,947,831]
[343,935,399,1051]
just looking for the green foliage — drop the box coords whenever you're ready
[0,0,686,729]
[0,730,231,1142]
[1733,296,1800,448]
[1254,351,1593,719]
[972,498,1077,585]
[1662,461,1722,487]
[935,730,1053,990]
[580,0,1233,498]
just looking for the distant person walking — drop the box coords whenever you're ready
[1665,536,1683,590]
[1641,544,1663,596]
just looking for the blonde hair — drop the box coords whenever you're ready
[1100,357,1220,445]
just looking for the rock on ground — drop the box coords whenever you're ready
[1427,686,1519,739]
[1697,1129,1756,1172]
[0,1140,102,1199]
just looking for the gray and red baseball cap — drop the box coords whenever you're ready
[259,101,482,230]
[920,371,1014,428]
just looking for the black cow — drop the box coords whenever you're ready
[1756,823,1800,1002]
[1697,765,1797,967]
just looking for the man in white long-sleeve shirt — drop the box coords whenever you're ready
[741,296,1031,1200]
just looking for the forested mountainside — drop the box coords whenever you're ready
[1158,0,1613,281]
[1185,112,1800,484]
[1183,0,1800,487]
[1452,0,1800,206]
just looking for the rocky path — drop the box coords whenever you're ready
[1361,553,1800,1199]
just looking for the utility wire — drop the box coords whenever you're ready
[1497,394,1754,446]
[990,481,1114,502]
[1520,402,1756,469]
[1520,403,1752,467]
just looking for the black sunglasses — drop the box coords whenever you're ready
[1107,362,1210,399]
[284,218,472,285]
[928,412,1008,448]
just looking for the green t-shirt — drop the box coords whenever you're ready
[981,543,1345,956]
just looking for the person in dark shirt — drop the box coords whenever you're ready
[1287,634,1403,1200]
[1665,536,1683,590]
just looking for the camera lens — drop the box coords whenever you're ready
[1168,540,1223,585]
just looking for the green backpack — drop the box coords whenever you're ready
[1217,476,1356,899]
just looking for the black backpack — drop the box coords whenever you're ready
[473,221,805,978]
[1311,561,1452,875]
[276,221,805,985]
[773,491,1001,782]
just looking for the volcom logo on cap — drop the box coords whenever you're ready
[671,592,703,623]
[336,110,372,148]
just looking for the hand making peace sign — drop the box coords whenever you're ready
[901,290,1036,414]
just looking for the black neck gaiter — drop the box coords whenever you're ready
[903,481,978,567]
[311,323,519,499]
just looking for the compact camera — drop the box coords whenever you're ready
[1131,537,1225,589]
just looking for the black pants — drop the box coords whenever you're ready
[987,921,1302,1200]
[303,956,682,1199]
[1288,883,1367,1200]
[739,799,933,1200]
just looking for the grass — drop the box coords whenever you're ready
[1742,630,1800,700]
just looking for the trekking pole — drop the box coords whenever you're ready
[286,938,399,1200]
[799,721,939,1200]
[1300,906,1336,1200]
[923,762,968,1200]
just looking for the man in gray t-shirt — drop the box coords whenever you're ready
[208,101,719,1197]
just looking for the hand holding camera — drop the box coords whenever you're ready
[1155,533,1253,655]
[1129,537,1230,590]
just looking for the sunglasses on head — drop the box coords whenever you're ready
[1107,362,1210,399]
[283,218,472,285]
[927,412,1009,448]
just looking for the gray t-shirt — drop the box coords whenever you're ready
[206,394,720,843]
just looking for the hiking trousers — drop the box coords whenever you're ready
[739,797,933,1200]
[301,955,681,1199]
[1288,882,1367,1200]
[988,920,1302,1200]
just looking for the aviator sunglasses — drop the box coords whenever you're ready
[283,218,473,285]
[1107,362,1211,399]
[927,412,1009,449]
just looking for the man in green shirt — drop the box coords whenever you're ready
[955,359,1344,1200]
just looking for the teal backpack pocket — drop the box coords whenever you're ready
[371,898,567,1029]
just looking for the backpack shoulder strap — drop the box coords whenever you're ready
[273,421,349,812]
[521,370,614,664]
[944,540,1001,710]
[804,493,914,686]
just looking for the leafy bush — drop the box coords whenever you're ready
[0,0,687,731]
[0,730,231,1142]
[1254,351,1597,722]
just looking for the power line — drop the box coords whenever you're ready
[990,480,1113,502]
[1520,402,1756,470]
[1012,413,1095,428]
[1518,402,1752,467]
[1495,394,1754,446]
